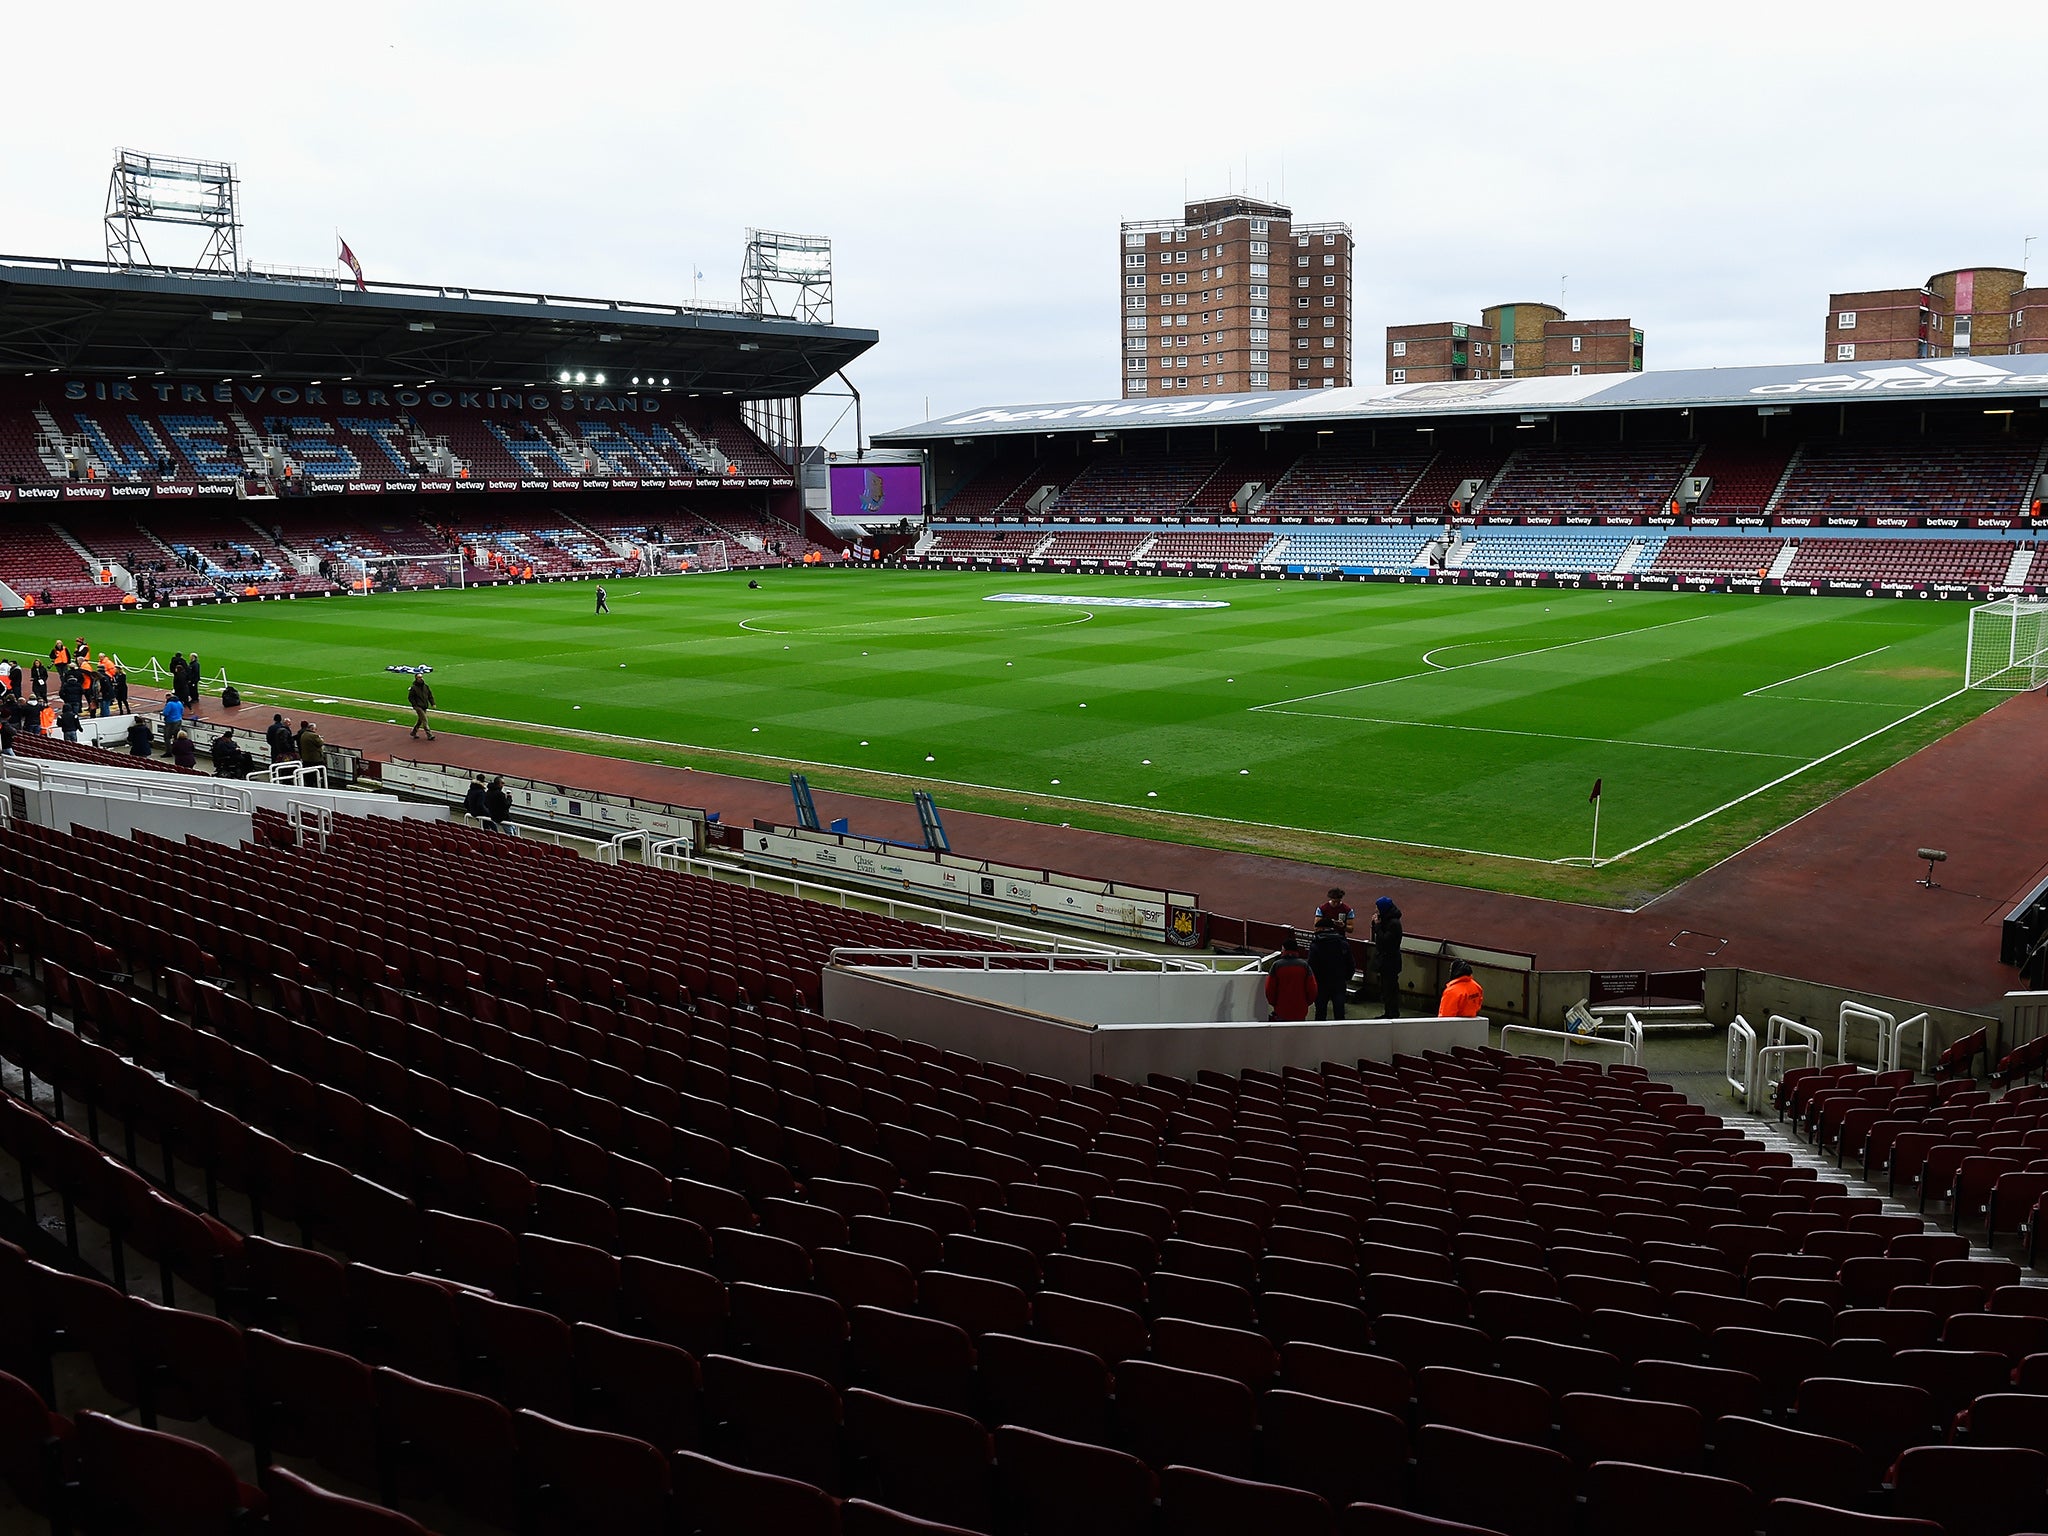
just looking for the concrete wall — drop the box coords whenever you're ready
[822,965,1486,1085]
[877,966,1267,1025]
[35,789,253,849]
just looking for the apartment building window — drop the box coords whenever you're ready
[1249,371,1268,386]
[1838,311,1857,329]
[1249,263,1268,278]
[1126,296,1146,312]
[1954,316,1973,352]
[1297,278,1309,289]
[1324,317,1336,329]
[1250,350,1269,365]
[1391,369,1407,382]
[1323,338,1335,349]
[1126,338,1147,353]
[1391,341,1407,356]
[1124,276,1145,289]
[1174,230,1186,242]
[1177,377,1188,386]
[1128,380,1148,394]
[1296,338,1308,350]
[1321,379,1335,388]
[1176,356,1188,367]
[1323,296,1335,307]
[1296,297,1309,308]
[1175,293,1187,304]
[1323,255,1336,267]
[1570,364,1582,376]
[1250,219,1267,234]
[1297,235,1308,247]
[1296,256,1310,268]
[1174,273,1186,284]
[1836,342,1856,360]
[1248,306,1268,321]
[1124,231,1146,247]
[1175,335,1187,346]
[1249,328,1268,344]
[1250,242,1268,256]
[1571,336,1583,352]
[1124,254,1146,268]
[1501,345,1515,369]
[1248,284,1268,299]
[1128,358,1146,371]
[1322,277,1335,288]
[1297,358,1308,370]
[1125,316,1146,332]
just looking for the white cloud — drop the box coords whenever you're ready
[4,0,2043,444]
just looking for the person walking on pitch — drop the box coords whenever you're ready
[594,584,610,614]
[407,673,436,741]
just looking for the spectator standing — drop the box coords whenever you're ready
[1315,887,1355,934]
[111,666,129,715]
[127,716,154,757]
[185,654,203,705]
[29,662,47,704]
[168,653,186,703]
[483,776,512,830]
[1370,896,1405,1020]
[7,663,20,698]
[463,777,488,820]
[1308,919,1354,1021]
[161,693,184,749]
[1264,936,1318,1023]
[297,721,325,770]
[58,667,83,719]
[171,730,196,770]
[407,674,436,741]
[58,704,80,742]
[265,713,295,762]
[1438,960,1484,1018]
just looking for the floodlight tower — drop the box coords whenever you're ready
[104,149,243,272]
[740,229,834,453]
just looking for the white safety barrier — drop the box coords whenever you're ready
[265,761,329,790]
[1728,1015,1758,1105]
[829,946,1259,977]
[4,759,254,815]
[1502,1015,1644,1067]
[1754,1014,1824,1114]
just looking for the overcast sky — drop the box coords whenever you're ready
[6,1,2044,447]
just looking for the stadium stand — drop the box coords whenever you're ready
[1279,526,1432,570]
[1404,449,1509,521]
[1049,456,1225,521]
[139,511,333,595]
[1038,527,1154,561]
[1259,450,1434,520]
[927,526,1048,558]
[1647,536,1789,578]
[1783,536,2022,586]
[0,524,111,607]
[1688,440,1798,518]
[1459,529,1640,574]
[1179,455,1285,519]
[5,810,2043,1535]
[1142,529,1277,564]
[1481,443,1699,521]
[1774,440,2045,520]
[936,459,1047,521]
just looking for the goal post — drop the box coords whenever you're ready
[645,539,730,575]
[342,553,467,593]
[1965,596,2048,691]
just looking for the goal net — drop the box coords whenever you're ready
[1965,596,2048,691]
[645,539,730,575]
[342,553,467,593]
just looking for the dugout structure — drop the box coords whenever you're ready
[1965,596,2048,690]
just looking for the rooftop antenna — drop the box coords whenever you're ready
[1560,273,1568,308]
[2026,236,2038,276]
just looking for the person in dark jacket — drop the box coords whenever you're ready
[29,662,47,703]
[296,722,324,768]
[58,704,80,742]
[463,778,488,820]
[111,667,129,714]
[1264,936,1318,1023]
[126,716,154,757]
[407,673,435,740]
[265,713,295,762]
[1308,918,1354,1021]
[185,654,203,704]
[170,730,196,770]
[1370,896,1405,1019]
[483,776,512,830]
[58,668,83,716]
[6,663,20,698]
[210,731,243,776]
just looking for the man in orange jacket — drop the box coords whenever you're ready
[1264,936,1318,1022]
[1438,960,1484,1017]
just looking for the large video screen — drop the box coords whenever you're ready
[830,462,924,519]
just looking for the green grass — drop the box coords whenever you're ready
[9,571,1993,906]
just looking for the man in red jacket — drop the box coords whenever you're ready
[1265,936,1319,1022]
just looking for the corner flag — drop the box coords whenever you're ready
[1588,778,1603,865]
[1589,777,1602,803]
[338,239,366,291]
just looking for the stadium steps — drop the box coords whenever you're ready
[1389,449,1440,514]
[1766,542,1800,579]
[1130,533,1159,560]
[1673,441,1708,509]
[2001,546,2037,588]
[1610,536,1649,574]
[1471,450,1520,512]
[31,404,80,478]
[1763,442,1805,515]
[2029,439,2048,513]
[48,521,101,571]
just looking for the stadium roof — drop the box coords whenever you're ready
[876,354,2048,443]
[0,255,877,400]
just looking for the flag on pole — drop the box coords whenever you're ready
[1588,777,1602,803]
[338,239,366,291]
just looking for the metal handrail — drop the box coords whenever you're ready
[1839,1001,1895,1067]
[1502,1019,1642,1067]
[1886,1012,1932,1077]
[828,946,1259,976]
[1728,1015,1758,1106]
[3,759,253,815]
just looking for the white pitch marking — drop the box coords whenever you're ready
[1742,645,1891,698]
[1253,711,1812,761]
[1252,612,1719,711]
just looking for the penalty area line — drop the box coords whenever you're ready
[1742,645,1890,698]
[1252,710,1812,762]
[1597,685,1971,866]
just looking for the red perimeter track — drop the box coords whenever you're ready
[193,692,2047,1016]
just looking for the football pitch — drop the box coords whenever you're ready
[8,571,1995,904]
